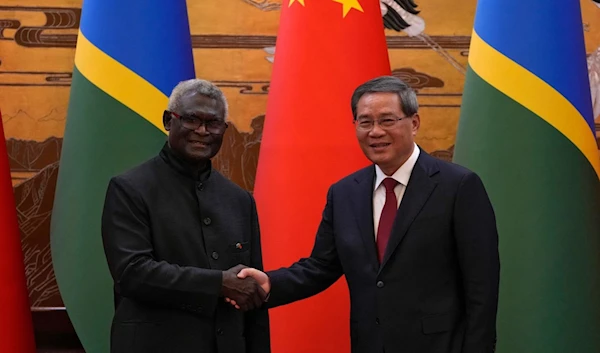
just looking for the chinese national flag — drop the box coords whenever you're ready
[254,0,391,352]
[0,112,36,352]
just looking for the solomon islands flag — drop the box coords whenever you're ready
[50,1,195,352]
[454,0,600,352]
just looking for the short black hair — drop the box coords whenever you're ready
[351,76,418,120]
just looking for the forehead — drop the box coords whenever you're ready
[356,92,402,115]
[179,93,224,117]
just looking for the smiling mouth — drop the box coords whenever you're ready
[189,141,210,147]
[370,142,391,148]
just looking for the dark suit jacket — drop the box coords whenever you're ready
[101,144,270,353]
[267,151,499,353]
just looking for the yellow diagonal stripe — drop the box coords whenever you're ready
[74,31,167,135]
[469,30,600,179]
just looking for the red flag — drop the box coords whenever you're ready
[254,0,391,352]
[0,112,36,353]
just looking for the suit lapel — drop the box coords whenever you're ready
[379,153,439,271]
[351,166,379,270]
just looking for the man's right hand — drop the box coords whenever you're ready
[221,265,266,311]
[238,268,271,294]
[225,268,271,310]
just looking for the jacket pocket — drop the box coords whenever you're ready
[230,241,250,253]
[230,241,251,265]
[421,311,459,334]
[409,214,446,232]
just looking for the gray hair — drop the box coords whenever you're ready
[167,79,229,120]
[351,76,418,119]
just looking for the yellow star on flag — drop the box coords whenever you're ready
[289,0,305,6]
[332,0,363,17]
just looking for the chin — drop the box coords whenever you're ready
[373,159,390,169]
[375,158,400,173]
[184,150,212,162]
[367,153,389,165]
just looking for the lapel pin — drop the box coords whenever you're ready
[235,242,243,250]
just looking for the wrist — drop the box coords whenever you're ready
[220,271,234,294]
[263,277,272,302]
[266,277,272,295]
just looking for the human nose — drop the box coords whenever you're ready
[368,121,386,137]
[193,121,209,135]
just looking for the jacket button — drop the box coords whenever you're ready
[375,318,380,325]
[197,183,203,191]
[376,281,384,288]
[212,251,219,260]
[203,217,211,225]
[216,328,224,336]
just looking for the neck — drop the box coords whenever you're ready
[179,153,209,173]
[183,155,209,170]
[380,164,402,177]
[168,141,209,170]
[163,143,211,181]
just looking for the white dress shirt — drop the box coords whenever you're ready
[373,143,420,239]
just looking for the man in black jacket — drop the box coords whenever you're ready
[101,78,270,353]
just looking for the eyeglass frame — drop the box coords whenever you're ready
[353,114,414,132]
[165,110,228,135]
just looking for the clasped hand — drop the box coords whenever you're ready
[221,265,271,311]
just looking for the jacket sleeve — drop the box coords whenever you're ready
[266,186,344,308]
[244,193,271,353]
[453,172,500,353]
[101,176,222,317]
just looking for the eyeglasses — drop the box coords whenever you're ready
[165,110,228,135]
[354,116,412,132]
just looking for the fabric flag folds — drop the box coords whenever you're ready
[454,0,600,352]
[50,1,195,352]
[253,0,391,352]
[0,113,36,353]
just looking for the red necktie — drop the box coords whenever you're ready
[377,178,399,263]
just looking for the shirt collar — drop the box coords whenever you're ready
[374,143,420,191]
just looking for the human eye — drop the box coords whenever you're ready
[380,118,396,127]
[358,119,373,128]
[182,115,200,124]
[206,120,222,128]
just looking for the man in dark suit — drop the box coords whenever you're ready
[101,79,270,353]
[235,76,499,353]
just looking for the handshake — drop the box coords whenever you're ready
[220,265,270,311]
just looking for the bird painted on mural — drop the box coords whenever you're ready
[380,0,425,36]
[242,0,281,11]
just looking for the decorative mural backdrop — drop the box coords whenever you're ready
[0,0,599,311]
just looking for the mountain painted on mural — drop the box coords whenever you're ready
[213,115,264,191]
[15,161,61,307]
[7,137,62,171]
[1,108,66,142]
